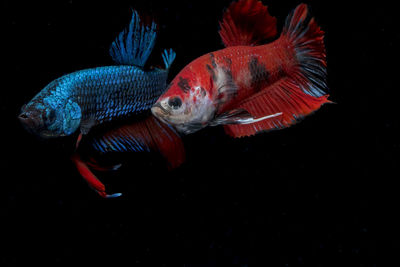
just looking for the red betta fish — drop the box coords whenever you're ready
[152,0,330,137]
[71,115,185,198]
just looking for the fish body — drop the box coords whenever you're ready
[19,11,176,138]
[152,0,330,137]
[22,65,170,137]
[155,42,293,128]
[73,115,185,198]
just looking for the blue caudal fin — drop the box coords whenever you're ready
[162,49,176,70]
[109,10,157,67]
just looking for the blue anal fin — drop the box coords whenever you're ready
[109,10,157,67]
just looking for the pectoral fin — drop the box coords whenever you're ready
[210,108,253,126]
[80,117,96,135]
[211,108,282,126]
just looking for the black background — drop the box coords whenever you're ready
[2,0,399,266]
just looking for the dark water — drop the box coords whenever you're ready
[2,0,398,265]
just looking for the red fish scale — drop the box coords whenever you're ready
[187,37,296,113]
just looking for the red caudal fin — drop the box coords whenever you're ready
[281,4,328,98]
[71,153,122,198]
[145,116,185,170]
[223,4,330,138]
[219,0,277,47]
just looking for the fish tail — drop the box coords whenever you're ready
[223,4,330,138]
[162,48,176,70]
[281,4,328,97]
[109,10,157,67]
[71,153,122,198]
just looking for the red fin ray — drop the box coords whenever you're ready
[223,77,330,138]
[73,116,185,198]
[89,116,185,170]
[281,4,327,98]
[85,157,121,171]
[223,3,330,138]
[144,116,185,170]
[219,0,277,47]
[71,153,122,198]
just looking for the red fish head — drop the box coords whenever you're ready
[151,65,216,134]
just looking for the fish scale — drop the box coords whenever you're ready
[61,65,169,124]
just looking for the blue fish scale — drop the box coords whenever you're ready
[53,65,168,125]
[91,132,147,154]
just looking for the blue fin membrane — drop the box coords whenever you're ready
[88,116,185,169]
[110,10,157,67]
[162,49,176,69]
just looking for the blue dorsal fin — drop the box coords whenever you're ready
[161,49,176,70]
[109,10,157,67]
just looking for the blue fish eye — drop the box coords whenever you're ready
[47,109,56,123]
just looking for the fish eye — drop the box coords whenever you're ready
[168,97,182,109]
[47,109,56,123]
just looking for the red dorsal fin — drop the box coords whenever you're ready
[223,77,330,138]
[144,116,186,170]
[219,0,277,47]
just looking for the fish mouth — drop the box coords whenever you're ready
[18,111,46,135]
[151,103,172,126]
[18,112,29,121]
[18,112,38,129]
[151,102,170,116]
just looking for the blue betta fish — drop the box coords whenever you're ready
[19,11,176,139]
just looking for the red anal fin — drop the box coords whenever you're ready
[219,0,277,47]
[145,116,185,170]
[223,77,331,138]
[71,153,122,198]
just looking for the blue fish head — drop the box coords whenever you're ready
[19,91,81,138]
